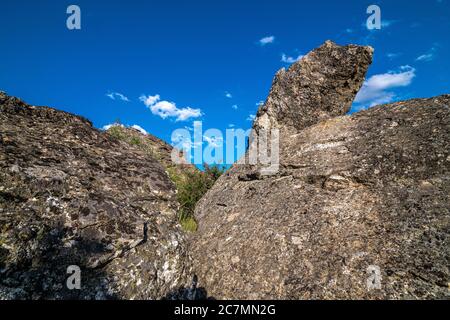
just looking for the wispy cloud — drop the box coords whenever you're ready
[139,94,202,121]
[225,92,233,98]
[364,19,397,31]
[381,20,396,28]
[106,92,130,102]
[416,45,438,62]
[354,65,416,108]
[247,114,256,121]
[416,54,434,62]
[259,35,275,46]
[387,52,402,60]
[231,104,238,110]
[281,53,303,64]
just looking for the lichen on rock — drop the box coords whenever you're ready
[0,93,194,299]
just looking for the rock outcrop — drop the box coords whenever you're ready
[104,125,197,185]
[254,40,373,135]
[0,92,194,299]
[190,42,450,299]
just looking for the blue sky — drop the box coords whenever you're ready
[0,0,449,164]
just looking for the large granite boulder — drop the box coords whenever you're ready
[0,92,194,299]
[190,42,450,299]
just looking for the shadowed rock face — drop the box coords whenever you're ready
[190,42,450,299]
[0,93,193,299]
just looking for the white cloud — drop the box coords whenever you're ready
[102,123,124,131]
[140,94,160,106]
[256,100,264,107]
[381,20,395,28]
[259,36,275,46]
[225,92,233,98]
[387,52,402,60]
[231,104,238,110]
[281,53,303,64]
[106,92,130,102]
[131,125,148,135]
[247,114,256,121]
[416,53,434,62]
[228,124,235,128]
[364,20,396,31]
[354,66,416,108]
[102,123,148,135]
[139,94,202,122]
[415,45,438,62]
[175,107,203,121]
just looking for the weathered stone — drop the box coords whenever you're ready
[104,125,197,185]
[253,40,373,135]
[0,93,194,299]
[190,42,450,299]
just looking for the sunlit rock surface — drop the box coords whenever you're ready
[190,42,450,299]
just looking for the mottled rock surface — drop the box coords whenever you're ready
[0,92,193,299]
[254,40,373,135]
[190,42,450,299]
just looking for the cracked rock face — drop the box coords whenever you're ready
[190,42,450,299]
[0,93,193,299]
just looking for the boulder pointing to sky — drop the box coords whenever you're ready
[0,92,194,299]
[189,42,450,299]
[254,40,373,135]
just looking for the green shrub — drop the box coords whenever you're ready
[172,164,226,232]
[130,137,141,146]
[179,215,198,232]
[108,125,125,140]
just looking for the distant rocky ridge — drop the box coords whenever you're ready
[190,41,450,299]
[0,92,195,299]
[104,124,197,184]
